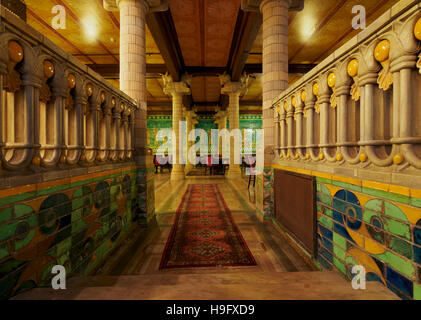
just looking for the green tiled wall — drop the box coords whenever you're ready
[147,114,262,154]
[0,167,154,299]
[316,178,421,300]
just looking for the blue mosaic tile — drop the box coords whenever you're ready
[335,189,346,200]
[386,267,413,299]
[414,224,421,245]
[320,246,333,263]
[332,210,344,224]
[332,197,349,214]
[414,245,421,264]
[333,222,353,242]
[366,272,383,284]
[346,191,360,205]
[387,282,410,300]
[318,253,332,270]
[319,223,333,240]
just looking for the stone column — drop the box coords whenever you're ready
[163,75,191,181]
[220,75,248,179]
[241,0,303,220]
[118,0,148,163]
[260,0,290,164]
[104,0,168,224]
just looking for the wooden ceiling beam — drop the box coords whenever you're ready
[226,9,262,81]
[146,9,184,82]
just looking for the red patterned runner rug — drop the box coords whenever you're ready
[159,184,257,269]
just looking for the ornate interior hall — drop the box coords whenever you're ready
[0,0,421,301]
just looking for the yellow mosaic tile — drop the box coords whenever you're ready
[324,184,342,197]
[396,204,421,225]
[361,180,389,192]
[311,171,332,181]
[333,175,362,187]
[411,188,421,199]
[388,184,410,197]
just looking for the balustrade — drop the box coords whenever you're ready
[273,4,421,172]
[0,9,138,172]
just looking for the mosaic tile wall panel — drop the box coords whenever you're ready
[147,115,262,154]
[256,167,274,221]
[316,177,421,300]
[147,115,172,154]
[0,166,153,299]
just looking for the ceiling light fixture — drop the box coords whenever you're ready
[82,16,98,41]
[300,14,317,40]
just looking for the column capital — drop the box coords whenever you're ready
[183,108,197,120]
[219,74,249,97]
[163,74,191,97]
[214,107,228,121]
[241,0,303,12]
[103,0,168,12]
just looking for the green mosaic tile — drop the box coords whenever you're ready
[363,209,378,224]
[318,215,333,229]
[386,193,410,205]
[384,201,409,222]
[318,192,331,206]
[364,199,382,213]
[384,217,411,240]
[375,251,415,279]
[334,243,346,261]
[57,251,69,265]
[37,184,70,197]
[325,208,333,217]
[333,233,347,250]
[389,236,413,260]
[14,204,34,219]
[14,229,35,251]
[332,180,361,192]
[0,222,16,242]
[70,178,94,188]
[0,207,12,224]
[411,197,421,208]
[316,177,331,185]
[71,197,85,211]
[0,243,9,260]
[414,283,421,300]
[362,187,391,199]
[311,258,324,271]
[333,257,346,275]
[0,191,36,207]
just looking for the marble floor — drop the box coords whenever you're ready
[97,172,316,276]
[12,172,398,300]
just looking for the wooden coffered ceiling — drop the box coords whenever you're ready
[23,0,400,114]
